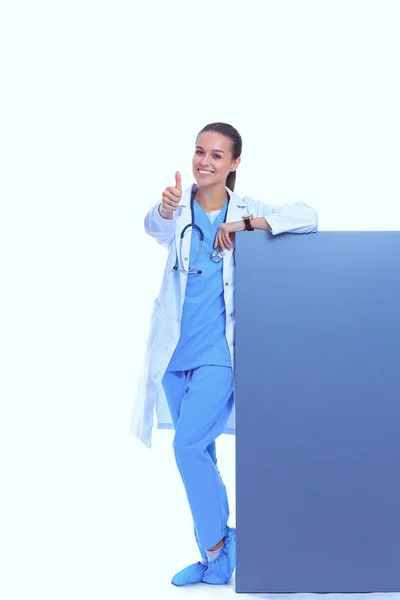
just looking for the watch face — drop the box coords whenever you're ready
[242,214,253,220]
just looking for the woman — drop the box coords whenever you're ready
[130,122,318,586]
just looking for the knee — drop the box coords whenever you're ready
[173,433,189,455]
[173,432,201,459]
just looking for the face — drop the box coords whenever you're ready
[192,131,241,187]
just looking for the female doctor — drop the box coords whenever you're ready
[130,122,318,587]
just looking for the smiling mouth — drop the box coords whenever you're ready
[198,169,214,175]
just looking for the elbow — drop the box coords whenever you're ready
[144,211,152,235]
[312,208,318,232]
[301,204,318,233]
[308,208,318,232]
[292,202,318,233]
[293,206,318,234]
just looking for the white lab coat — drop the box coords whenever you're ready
[130,184,318,448]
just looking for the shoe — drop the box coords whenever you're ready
[201,526,236,585]
[171,561,207,586]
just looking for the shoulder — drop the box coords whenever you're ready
[234,193,260,214]
[228,188,254,207]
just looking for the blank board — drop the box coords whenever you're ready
[235,231,400,593]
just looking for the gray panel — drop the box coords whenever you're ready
[235,231,400,593]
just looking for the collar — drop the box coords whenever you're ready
[179,183,249,209]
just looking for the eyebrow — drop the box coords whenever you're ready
[196,145,224,153]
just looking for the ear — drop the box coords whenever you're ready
[231,156,241,171]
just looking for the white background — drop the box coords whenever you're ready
[1,1,399,598]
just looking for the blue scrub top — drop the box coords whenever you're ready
[167,191,232,372]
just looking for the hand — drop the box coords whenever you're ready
[214,221,244,252]
[161,171,182,213]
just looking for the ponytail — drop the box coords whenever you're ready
[226,170,236,192]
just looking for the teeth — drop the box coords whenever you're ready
[199,170,213,174]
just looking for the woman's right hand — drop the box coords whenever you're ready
[160,171,182,214]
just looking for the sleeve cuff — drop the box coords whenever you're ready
[265,215,279,235]
[155,202,181,222]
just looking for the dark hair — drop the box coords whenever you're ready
[197,122,242,192]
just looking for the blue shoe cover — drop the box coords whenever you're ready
[202,527,236,585]
[171,561,207,586]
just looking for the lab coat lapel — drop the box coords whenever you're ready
[223,186,250,269]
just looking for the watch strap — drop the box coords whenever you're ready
[243,216,254,231]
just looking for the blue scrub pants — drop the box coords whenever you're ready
[162,365,234,550]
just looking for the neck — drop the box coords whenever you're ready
[194,183,229,211]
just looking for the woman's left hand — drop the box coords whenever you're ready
[214,221,244,251]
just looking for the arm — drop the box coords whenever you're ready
[214,198,318,251]
[246,197,318,235]
[145,171,183,248]
[144,201,178,248]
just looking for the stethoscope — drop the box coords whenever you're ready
[173,185,230,275]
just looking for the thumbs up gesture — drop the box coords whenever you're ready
[161,171,182,213]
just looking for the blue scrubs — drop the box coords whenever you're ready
[167,194,232,370]
[162,366,234,550]
[162,191,235,551]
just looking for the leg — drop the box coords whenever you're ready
[162,370,219,463]
[162,370,217,558]
[172,365,234,551]
[161,370,186,427]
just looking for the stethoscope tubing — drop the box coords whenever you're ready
[173,185,229,275]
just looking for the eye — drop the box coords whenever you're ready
[195,150,222,158]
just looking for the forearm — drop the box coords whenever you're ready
[249,217,271,231]
[231,217,272,232]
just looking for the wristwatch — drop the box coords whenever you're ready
[242,214,254,231]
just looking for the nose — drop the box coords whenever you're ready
[199,156,211,168]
